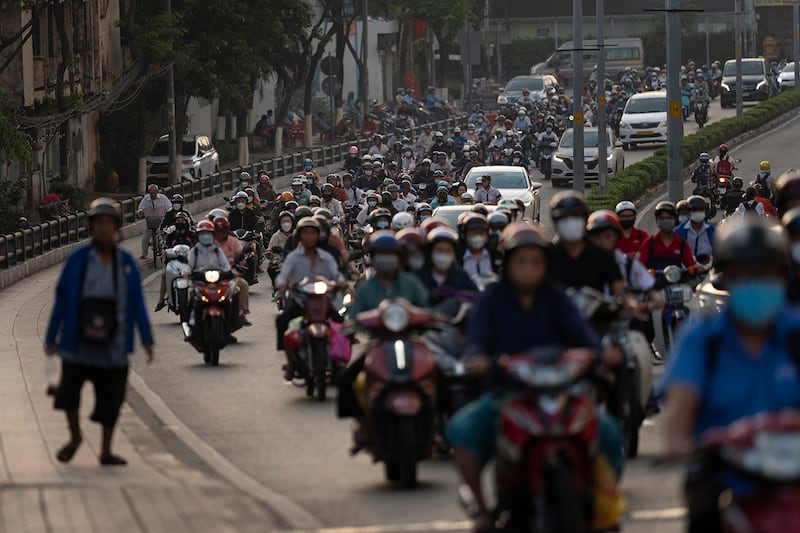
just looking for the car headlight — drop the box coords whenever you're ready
[778,76,784,84]
[757,80,768,90]
[553,154,562,161]
[721,82,730,91]
[497,95,508,104]
[607,153,614,159]
[381,303,410,332]
[658,122,667,128]
[204,270,220,283]
[620,122,631,129]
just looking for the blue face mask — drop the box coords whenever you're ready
[728,280,786,328]
[198,233,214,246]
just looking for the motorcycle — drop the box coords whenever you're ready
[538,141,557,180]
[694,100,709,128]
[232,228,261,285]
[651,265,697,357]
[164,244,193,323]
[185,268,239,366]
[282,276,345,401]
[343,299,439,487]
[700,409,800,532]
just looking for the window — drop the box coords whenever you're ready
[624,96,667,114]
[559,130,612,148]
[181,141,196,157]
[606,47,641,61]
[505,77,545,91]
[723,61,765,76]
[465,170,528,189]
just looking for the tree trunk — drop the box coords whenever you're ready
[53,1,72,182]
[436,38,449,91]
[274,126,284,157]
[236,104,249,165]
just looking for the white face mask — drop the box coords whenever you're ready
[678,214,689,225]
[280,221,292,232]
[431,252,454,271]
[172,202,181,210]
[556,217,586,242]
[467,235,487,250]
[792,242,800,264]
[690,211,706,223]
[236,202,247,211]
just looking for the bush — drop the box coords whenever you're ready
[0,176,27,234]
[587,90,800,211]
[49,180,89,212]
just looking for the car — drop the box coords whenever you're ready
[146,134,219,185]
[720,58,773,108]
[432,205,501,229]
[778,62,796,91]
[618,91,669,149]
[463,165,542,222]
[551,127,625,188]
[496,75,559,115]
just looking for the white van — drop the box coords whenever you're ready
[531,38,644,86]
[618,91,669,149]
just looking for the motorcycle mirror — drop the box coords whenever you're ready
[223,196,230,202]
[710,272,726,291]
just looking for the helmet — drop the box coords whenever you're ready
[207,208,228,221]
[321,183,335,193]
[676,200,689,214]
[283,329,301,352]
[291,177,304,186]
[417,202,433,215]
[278,210,294,224]
[586,210,622,236]
[421,158,432,165]
[294,205,313,220]
[171,193,184,203]
[419,216,450,236]
[391,211,415,230]
[196,220,215,233]
[386,183,399,193]
[719,143,728,153]
[370,207,393,225]
[471,203,489,216]
[436,185,449,195]
[303,158,313,167]
[285,200,299,211]
[776,170,800,214]
[396,227,425,250]
[239,171,251,182]
[308,195,321,206]
[517,108,527,116]
[363,154,372,162]
[278,191,295,203]
[175,212,190,226]
[614,200,637,215]
[654,201,677,218]
[782,207,800,236]
[501,222,551,253]
[699,152,710,163]
[258,173,271,183]
[549,191,588,220]
[686,195,708,211]
[732,176,744,189]
[213,216,229,230]
[367,231,401,254]
[714,218,787,272]
[88,198,121,225]
[296,217,320,232]
[315,207,333,220]
[488,211,509,231]
[234,191,249,201]
[461,212,488,232]
[461,193,474,204]
[326,173,341,184]
[426,226,459,247]
[313,215,330,236]
[433,170,445,178]
[760,161,771,171]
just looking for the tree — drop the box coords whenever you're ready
[0,94,31,233]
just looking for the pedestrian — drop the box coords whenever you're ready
[45,198,154,466]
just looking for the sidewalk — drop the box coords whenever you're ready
[0,252,281,531]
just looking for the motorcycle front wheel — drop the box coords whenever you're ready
[540,457,589,533]
[312,337,328,402]
[204,316,224,366]
[387,417,418,489]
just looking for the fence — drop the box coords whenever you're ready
[0,116,464,270]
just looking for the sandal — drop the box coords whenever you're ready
[99,454,127,466]
[56,441,81,463]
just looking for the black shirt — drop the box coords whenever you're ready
[549,241,622,293]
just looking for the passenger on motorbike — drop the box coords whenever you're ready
[415,226,478,304]
[460,213,493,277]
[615,201,649,260]
[154,212,196,311]
[325,174,349,203]
[232,172,260,204]
[212,216,252,325]
[755,161,775,202]
[692,152,713,191]
[267,211,294,289]
[430,151,453,176]
[159,194,195,233]
[661,219,800,533]
[447,223,623,533]
[636,201,699,271]
[676,195,715,267]
[587,211,656,295]
[734,187,766,218]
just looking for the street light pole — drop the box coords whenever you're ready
[572,0,584,192]
[735,0,743,117]
[666,0,683,204]
[361,0,369,120]
[165,0,178,185]
[794,1,799,90]
[597,0,608,194]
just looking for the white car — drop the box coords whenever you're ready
[551,127,625,188]
[146,134,220,184]
[463,165,542,222]
[778,62,796,90]
[619,91,669,149]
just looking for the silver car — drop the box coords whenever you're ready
[146,134,220,184]
[463,165,542,222]
[551,127,625,188]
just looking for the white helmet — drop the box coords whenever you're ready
[518,108,527,116]
[390,211,415,230]
[614,200,637,215]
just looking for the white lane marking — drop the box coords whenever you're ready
[142,269,162,286]
[630,507,687,520]
[127,370,323,529]
[280,521,473,533]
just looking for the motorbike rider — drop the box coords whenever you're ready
[385,184,408,213]
[513,108,531,131]
[691,152,713,192]
[722,177,746,215]
[753,182,777,217]
[661,218,800,533]
[587,211,657,295]
[228,191,259,231]
[400,146,416,173]
[324,174,349,203]
[267,211,294,289]
[615,201,648,260]
[399,179,418,204]
[450,126,466,152]
[159,194,195,233]
[416,124,434,156]
[537,125,559,153]
[274,217,345,380]
[431,151,453,176]
[416,203,433,224]
[368,134,389,157]
[734,187,766,218]
[460,213,492,277]
[414,226,478,305]
[636,201,699,271]
[712,143,735,180]
[302,158,321,183]
[256,172,276,204]
[430,185,456,209]
[343,146,362,175]
[473,175,502,204]
[676,195,716,267]
[137,184,171,260]
[355,192,381,225]
[232,172,260,204]
[213,216,252,325]
[776,169,800,216]
[755,161,775,202]
[290,177,311,206]
[446,222,623,533]
[154,212,196,311]
[340,173,363,208]
[320,183,345,219]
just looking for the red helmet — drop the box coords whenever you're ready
[213,216,229,230]
[719,143,728,153]
[586,210,622,236]
[419,216,451,237]
[283,329,301,351]
[196,220,214,233]
[396,227,425,250]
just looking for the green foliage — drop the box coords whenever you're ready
[0,94,32,165]
[587,90,800,211]
[0,176,26,234]
[505,38,557,78]
[393,0,477,42]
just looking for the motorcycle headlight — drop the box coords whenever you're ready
[664,265,682,284]
[204,270,221,284]
[311,281,329,294]
[381,303,410,332]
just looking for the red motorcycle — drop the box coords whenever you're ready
[701,410,800,533]
[491,349,599,532]
[186,269,239,366]
[345,298,438,488]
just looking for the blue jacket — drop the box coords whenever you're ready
[46,244,154,358]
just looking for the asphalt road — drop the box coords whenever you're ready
[19,98,796,533]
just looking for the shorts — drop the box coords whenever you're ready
[54,361,129,427]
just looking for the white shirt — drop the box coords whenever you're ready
[462,249,493,276]
[735,200,765,218]
[614,249,654,292]
[681,220,714,259]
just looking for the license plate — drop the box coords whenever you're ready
[667,285,688,303]
[742,91,751,97]
[719,187,727,195]
[637,130,654,136]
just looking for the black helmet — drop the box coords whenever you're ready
[549,191,588,220]
[501,222,551,253]
[462,212,489,232]
[294,205,314,220]
[732,176,744,189]
[88,198,121,225]
[714,219,787,272]
[471,203,489,216]
[367,230,402,254]
[654,201,677,218]
[676,200,689,214]
[686,195,708,211]
[487,211,509,232]
[776,170,800,215]
[370,207,393,226]
[782,207,800,237]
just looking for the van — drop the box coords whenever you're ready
[531,38,644,86]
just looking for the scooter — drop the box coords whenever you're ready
[343,299,439,488]
[164,244,193,323]
[232,228,260,285]
[538,141,557,180]
[185,268,239,366]
[694,100,709,128]
[651,265,697,358]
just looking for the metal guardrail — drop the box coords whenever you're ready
[0,116,465,270]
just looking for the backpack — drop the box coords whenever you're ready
[744,200,759,213]
[716,157,732,177]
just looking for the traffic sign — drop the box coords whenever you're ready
[669,101,681,118]
[573,112,584,126]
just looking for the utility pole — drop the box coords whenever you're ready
[794,1,799,91]
[361,0,369,121]
[572,0,584,192]
[597,0,608,194]
[735,0,743,117]
[165,0,178,185]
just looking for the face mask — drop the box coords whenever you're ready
[372,254,399,274]
[376,220,390,230]
[690,211,706,223]
[304,165,312,171]
[467,235,487,250]
[240,181,249,188]
[172,202,182,210]
[198,233,213,246]
[307,179,314,186]
[728,280,786,327]
[556,217,586,242]
[619,218,635,229]
[368,201,378,208]
[280,221,292,232]
[365,170,373,176]
[431,252,455,271]
[407,254,426,271]
[657,218,675,232]
[678,215,689,225]
[236,202,246,211]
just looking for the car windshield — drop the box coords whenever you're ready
[182,141,196,156]
[624,97,666,114]
[150,139,197,157]
[782,63,796,74]
[464,170,528,189]
[434,207,498,229]
[724,61,764,76]
[504,78,544,92]
[560,130,611,148]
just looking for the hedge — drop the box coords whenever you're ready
[587,90,800,211]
